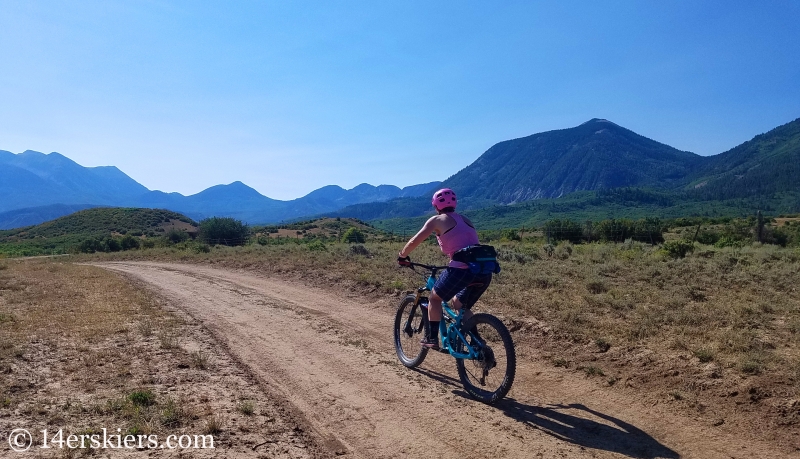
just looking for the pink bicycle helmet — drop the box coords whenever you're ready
[432,188,457,211]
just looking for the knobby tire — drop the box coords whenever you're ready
[455,313,516,404]
[394,294,429,367]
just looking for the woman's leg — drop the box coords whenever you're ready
[449,296,473,322]
[428,289,443,322]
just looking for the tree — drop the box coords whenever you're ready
[199,217,250,246]
[341,227,366,243]
[543,219,583,243]
[120,235,140,250]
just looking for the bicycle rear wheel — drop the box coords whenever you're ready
[455,313,516,404]
[394,294,429,367]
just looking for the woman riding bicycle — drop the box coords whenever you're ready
[397,188,492,350]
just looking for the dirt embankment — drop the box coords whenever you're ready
[94,261,797,458]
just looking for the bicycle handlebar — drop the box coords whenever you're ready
[402,261,449,271]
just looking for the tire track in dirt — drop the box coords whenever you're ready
[95,261,793,459]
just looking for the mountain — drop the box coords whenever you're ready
[440,119,703,206]
[133,181,441,223]
[328,117,800,222]
[0,150,149,212]
[4,116,799,230]
[296,182,440,211]
[0,204,99,230]
[688,117,800,200]
[0,150,440,227]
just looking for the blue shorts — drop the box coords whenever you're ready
[432,267,492,309]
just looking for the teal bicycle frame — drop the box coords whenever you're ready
[424,273,482,359]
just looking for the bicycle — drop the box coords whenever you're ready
[394,261,516,404]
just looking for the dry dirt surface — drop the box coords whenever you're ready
[95,261,796,459]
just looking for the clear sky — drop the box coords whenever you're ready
[1,1,798,200]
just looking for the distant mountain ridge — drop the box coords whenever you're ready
[3,116,799,230]
[0,149,441,228]
[0,150,149,212]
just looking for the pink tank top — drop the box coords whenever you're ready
[436,213,480,268]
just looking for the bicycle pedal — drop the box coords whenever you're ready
[437,347,449,354]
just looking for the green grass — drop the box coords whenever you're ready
[128,389,156,407]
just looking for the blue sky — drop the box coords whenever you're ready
[1,1,798,200]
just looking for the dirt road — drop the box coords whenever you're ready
[95,261,792,459]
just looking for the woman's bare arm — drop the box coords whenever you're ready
[399,216,439,257]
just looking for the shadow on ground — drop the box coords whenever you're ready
[496,397,680,459]
[413,368,679,458]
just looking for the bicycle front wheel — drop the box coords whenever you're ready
[394,294,429,368]
[455,313,516,404]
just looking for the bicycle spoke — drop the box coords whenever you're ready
[455,313,516,404]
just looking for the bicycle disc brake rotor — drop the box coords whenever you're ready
[474,345,497,386]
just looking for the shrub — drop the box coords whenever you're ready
[349,244,370,256]
[715,236,745,249]
[693,347,715,363]
[661,240,694,259]
[499,228,522,241]
[695,230,720,245]
[104,237,121,252]
[586,279,608,294]
[193,243,211,253]
[543,219,583,243]
[120,235,140,250]
[166,229,189,244]
[341,227,366,243]
[128,389,156,407]
[306,240,327,251]
[594,217,664,244]
[199,217,249,246]
[78,238,101,253]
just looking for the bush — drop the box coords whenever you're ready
[594,218,664,244]
[193,243,211,253]
[104,237,122,252]
[78,238,101,253]
[661,239,694,259]
[543,219,583,243]
[715,236,745,249]
[166,229,189,244]
[349,244,370,256]
[199,217,249,246]
[341,227,366,243]
[695,230,720,245]
[306,240,327,251]
[120,235,140,250]
[499,228,522,241]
